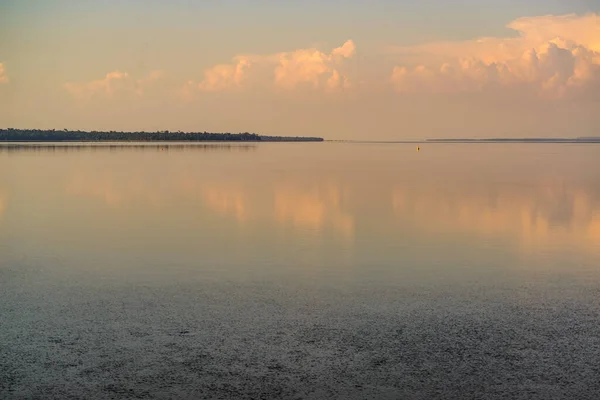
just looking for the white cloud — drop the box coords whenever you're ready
[389,13,600,99]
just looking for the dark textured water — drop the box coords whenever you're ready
[2,142,600,399]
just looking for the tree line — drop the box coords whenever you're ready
[0,129,262,142]
[0,129,324,142]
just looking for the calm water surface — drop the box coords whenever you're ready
[1,142,600,399]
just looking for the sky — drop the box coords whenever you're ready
[0,0,599,139]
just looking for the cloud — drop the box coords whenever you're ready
[274,40,355,90]
[137,69,166,87]
[198,57,251,92]
[331,40,357,59]
[0,63,8,84]
[389,13,600,99]
[327,69,351,90]
[191,40,356,93]
[64,70,165,99]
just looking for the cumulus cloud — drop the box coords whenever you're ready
[389,13,600,99]
[198,57,251,91]
[191,40,356,93]
[274,40,355,90]
[331,40,357,59]
[327,69,351,90]
[0,63,8,84]
[64,70,165,99]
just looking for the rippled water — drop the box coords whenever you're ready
[1,142,600,399]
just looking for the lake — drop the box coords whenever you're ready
[1,142,600,399]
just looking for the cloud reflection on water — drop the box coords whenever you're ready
[64,171,354,239]
[393,180,600,253]
[202,186,249,222]
[63,166,600,251]
[274,185,353,237]
[0,192,6,222]
[4,143,599,255]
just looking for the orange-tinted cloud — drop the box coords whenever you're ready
[389,13,600,99]
[274,40,355,90]
[64,70,165,99]
[331,40,357,59]
[198,57,251,92]
[0,63,8,84]
[189,40,356,94]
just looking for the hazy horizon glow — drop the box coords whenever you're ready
[1,1,599,139]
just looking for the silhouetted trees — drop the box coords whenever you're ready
[0,129,270,142]
[0,129,325,142]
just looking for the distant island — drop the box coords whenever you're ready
[427,137,600,143]
[0,129,324,142]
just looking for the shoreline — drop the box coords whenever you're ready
[0,129,324,142]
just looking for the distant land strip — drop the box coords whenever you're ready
[0,143,259,154]
[426,138,600,143]
[329,138,600,144]
[0,129,323,142]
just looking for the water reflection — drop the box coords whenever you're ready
[393,181,600,252]
[202,186,249,222]
[0,143,257,153]
[5,145,600,400]
[61,166,355,238]
[0,191,6,222]
[1,143,600,256]
[62,168,600,252]
[46,161,600,248]
[274,185,353,237]
[66,174,127,207]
